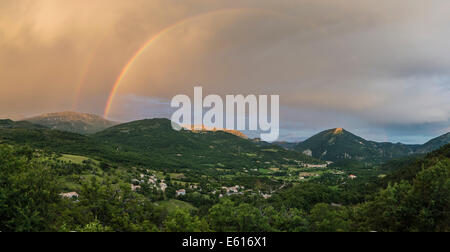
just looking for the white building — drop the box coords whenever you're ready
[60,192,79,199]
[176,189,186,197]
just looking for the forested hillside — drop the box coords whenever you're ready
[1,140,448,232]
[0,118,321,173]
[294,128,448,163]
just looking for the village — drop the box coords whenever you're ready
[120,161,359,201]
[57,157,359,205]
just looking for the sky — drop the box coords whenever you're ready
[0,0,449,143]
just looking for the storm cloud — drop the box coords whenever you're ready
[0,0,449,143]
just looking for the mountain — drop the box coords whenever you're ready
[0,118,99,154]
[24,111,118,134]
[6,114,449,166]
[294,128,420,162]
[381,143,450,186]
[415,132,450,154]
[295,128,450,162]
[0,118,321,171]
[0,119,47,130]
[181,124,249,139]
[92,118,321,168]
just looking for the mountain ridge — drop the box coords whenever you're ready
[294,128,449,162]
[8,111,450,164]
[181,124,248,139]
[415,132,450,154]
[0,117,322,171]
[92,118,321,167]
[0,119,48,129]
[24,111,119,134]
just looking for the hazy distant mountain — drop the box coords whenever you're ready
[24,112,118,134]
[415,132,450,154]
[0,119,47,130]
[294,128,450,162]
[273,141,299,150]
[294,128,418,162]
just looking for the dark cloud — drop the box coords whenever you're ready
[0,0,449,143]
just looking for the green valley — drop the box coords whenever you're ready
[0,116,449,232]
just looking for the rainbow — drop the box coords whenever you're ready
[103,8,292,118]
[72,50,98,111]
[72,33,110,111]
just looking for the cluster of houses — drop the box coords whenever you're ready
[304,163,328,168]
[129,171,203,197]
[184,184,272,199]
[130,173,167,192]
[222,185,244,196]
[303,161,333,168]
[60,192,79,199]
[298,171,357,180]
[174,185,200,197]
[216,185,246,198]
[299,172,320,180]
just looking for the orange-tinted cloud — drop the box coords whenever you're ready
[0,0,449,143]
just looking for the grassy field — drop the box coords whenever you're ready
[58,154,92,164]
[258,168,273,174]
[156,199,197,213]
[169,173,185,179]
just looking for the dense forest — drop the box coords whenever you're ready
[1,142,448,232]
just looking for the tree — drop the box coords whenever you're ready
[356,159,450,232]
[357,181,415,232]
[207,198,271,232]
[164,208,209,232]
[411,161,450,232]
[269,183,336,211]
[0,146,62,232]
[60,177,162,232]
[309,203,350,232]
[76,219,113,232]
[263,206,309,232]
